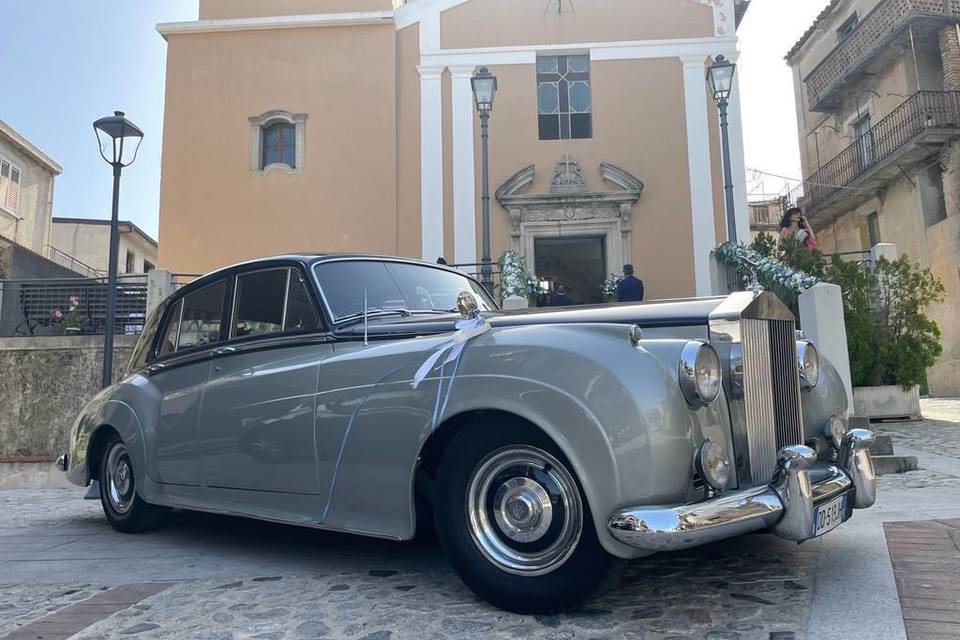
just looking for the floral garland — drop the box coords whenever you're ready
[497,250,539,303]
[602,273,623,299]
[713,242,819,294]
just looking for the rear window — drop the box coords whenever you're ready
[178,281,226,350]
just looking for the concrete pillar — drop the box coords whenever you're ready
[502,295,529,310]
[146,269,174,315]
[869,242,897,267]
[709,251,734,295]
[799,282,854,413]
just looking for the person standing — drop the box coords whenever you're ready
[549,284,574,306]
[616,264,645,302]
[778,207,817,249]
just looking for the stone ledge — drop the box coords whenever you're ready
[0,335,138,351]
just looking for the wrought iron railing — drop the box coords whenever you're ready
[793,91,960,215]
[804,0,960,110]
[0,275,148,337]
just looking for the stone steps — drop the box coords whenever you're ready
[868,433,919,476]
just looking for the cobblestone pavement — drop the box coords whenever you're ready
[871,398,960,460]
[1,490,818,640]
[3,402,959,640]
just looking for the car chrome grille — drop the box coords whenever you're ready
[741,318,804,484]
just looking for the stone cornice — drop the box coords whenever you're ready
[157,11,394,38]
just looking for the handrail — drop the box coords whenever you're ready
[796,91,960,215]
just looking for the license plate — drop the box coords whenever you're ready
[812,493,848,538]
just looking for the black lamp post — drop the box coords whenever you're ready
[93,111,143,388]
[471,66,497,295]
[706,55,738,244]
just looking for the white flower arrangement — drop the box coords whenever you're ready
[497,250,538,303]
[713,242,819,294]
[602,273,623,299]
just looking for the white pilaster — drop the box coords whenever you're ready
[728,70,749,244]
[450,65,478,267]
[418,65,445,262]
[681,55,716,297]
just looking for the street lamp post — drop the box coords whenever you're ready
[471,66,497,295]
[93,111,143,388]
[707,55,738,244]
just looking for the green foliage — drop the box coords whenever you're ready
[827,255,944,388]
[497,250,538,304]
[717,235,945,388]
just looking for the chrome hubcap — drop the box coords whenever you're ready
[467,446,582,576]
[105,443,135,514]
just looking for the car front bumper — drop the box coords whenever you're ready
[607,429,877,551]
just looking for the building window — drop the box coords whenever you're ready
[866,212,881,248]
[0,156,22,214]
[249,110,307,176]
[143,259,155,273]
[262,122,296,169]
[537,55,592,141]
[852,114,876,173]
[125,250,135,273]
[837,13,859,42]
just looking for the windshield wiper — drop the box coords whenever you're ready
[336,308,411,326]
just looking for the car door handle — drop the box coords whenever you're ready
[212,346,236,356]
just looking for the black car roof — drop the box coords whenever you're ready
[177,253,476,293]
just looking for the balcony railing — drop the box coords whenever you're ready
[804,0,960,111]
[796,91,960,216]
[44,245,105,278]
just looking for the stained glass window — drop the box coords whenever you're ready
[261,122,296,169]
[536,55,592,141]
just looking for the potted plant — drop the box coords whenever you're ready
[497,250,538,308]
[603,273,623,302]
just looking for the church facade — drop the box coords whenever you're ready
[157,0,750,302]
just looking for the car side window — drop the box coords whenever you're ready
[284,270,319,332]
[178,280,226,350]
[157,298,183,357]
[232,269,286,338]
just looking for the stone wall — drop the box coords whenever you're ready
[0,336,135,460]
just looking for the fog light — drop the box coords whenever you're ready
[825,414,847,449]
[697,440,731,490]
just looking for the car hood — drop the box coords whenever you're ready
[336,295,730,338]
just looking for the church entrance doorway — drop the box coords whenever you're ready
[534,236,606,305]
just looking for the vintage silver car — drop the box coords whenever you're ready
[59,254,877,613]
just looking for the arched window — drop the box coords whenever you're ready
[262,122,296,169]
[249,110,307,175]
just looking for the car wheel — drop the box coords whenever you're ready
[434,424,620,613]
[98,435,168,533]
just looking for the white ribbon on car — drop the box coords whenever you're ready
[410,315,490,390]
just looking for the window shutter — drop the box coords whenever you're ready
[6,166,19,212]
[0,159,9,209]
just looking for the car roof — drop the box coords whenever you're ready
[177,253,477,294]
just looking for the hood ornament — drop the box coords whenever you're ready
[741,256,764,298]
[457,291,480,319]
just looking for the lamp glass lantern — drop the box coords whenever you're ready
[471,67,498,112]
[706,55,736,102]
[93,111,144,168]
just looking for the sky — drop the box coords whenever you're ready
[3,0,830,243]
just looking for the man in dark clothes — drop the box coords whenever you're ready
[615,264,645,302]
[549,284,574,306]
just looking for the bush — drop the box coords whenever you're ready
[829,255,944,388]
[716,237,944,388]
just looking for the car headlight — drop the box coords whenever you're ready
[796,340,820,390]
[697,440,731,490]
[824,414,847,449]
[679,341,722,407]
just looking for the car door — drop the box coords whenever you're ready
[199,266,332,495]
[150,278,228,486]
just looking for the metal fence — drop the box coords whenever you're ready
[792,91,960,216]
[0,275,148,337]
[42,245,104,279]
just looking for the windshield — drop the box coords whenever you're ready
[313,260,496,322]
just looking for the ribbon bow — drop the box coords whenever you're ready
[411,315,490,389]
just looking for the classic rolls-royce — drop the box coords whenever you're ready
[59,254,876,613]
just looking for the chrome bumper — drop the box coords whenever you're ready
[608,429,876,552]
[56,454,68,472]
